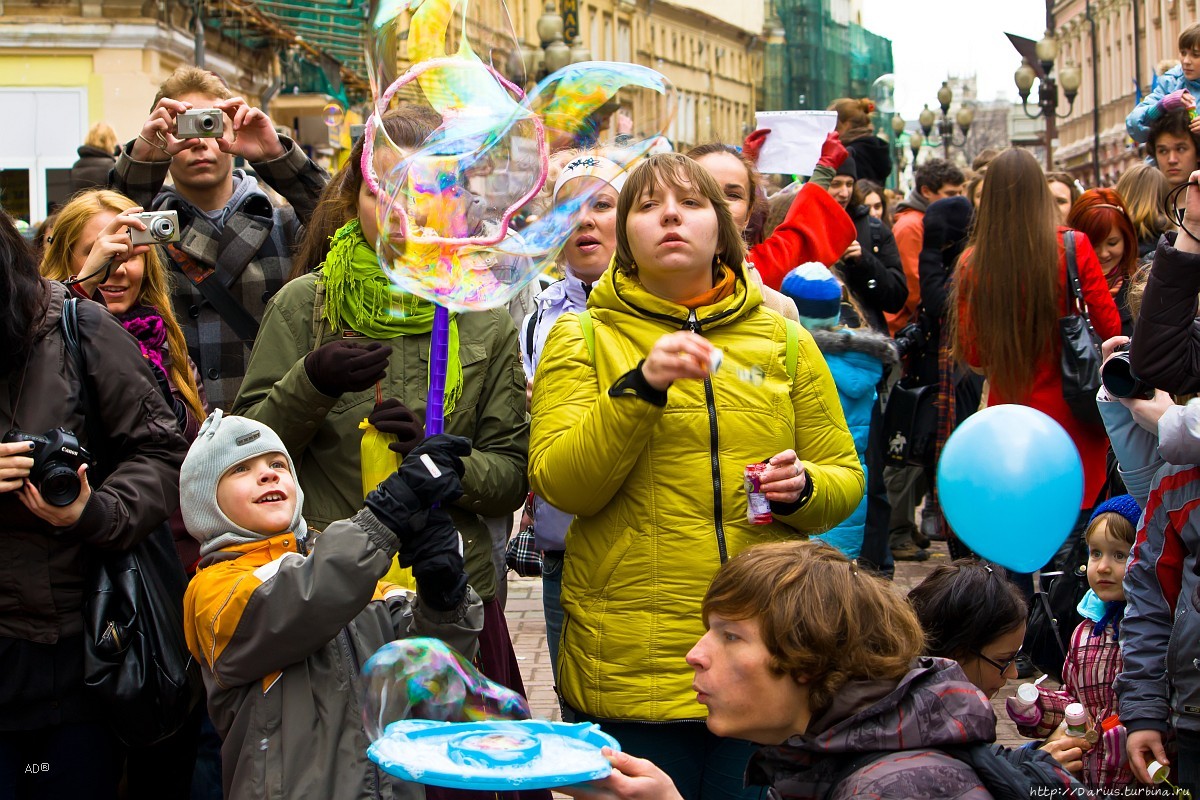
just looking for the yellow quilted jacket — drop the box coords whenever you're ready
[529,266,863,722]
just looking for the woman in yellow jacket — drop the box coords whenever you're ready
[529,153,863,800]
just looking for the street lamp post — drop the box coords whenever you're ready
[917,82,974,160]
[909,130,924,171]
[1013,31,1082,173]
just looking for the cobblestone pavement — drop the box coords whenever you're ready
[502,540,1028,749]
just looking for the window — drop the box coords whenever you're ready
[604,14,612,60]
[0,88,86,224]
[618,21,631,63]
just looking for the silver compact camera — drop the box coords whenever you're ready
[129,210,180,245]
[176,108,224,138]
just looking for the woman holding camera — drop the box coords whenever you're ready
[951,149,1120,574]
[0,210,187,799]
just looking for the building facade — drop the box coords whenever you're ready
[763,0,893,112]
[1052,0,1200,186]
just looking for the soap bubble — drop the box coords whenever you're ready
[323,102,345,127]
[361,0,677,312]
[362,638,530,742]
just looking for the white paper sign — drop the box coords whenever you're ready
[753,110,839,176]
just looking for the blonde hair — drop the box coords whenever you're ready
[614,153,746,279]
[39,189,205,422]
[1116,164,1172,244]
[84,122,118,153]
[154,67,232,107]
[704,540,924,718]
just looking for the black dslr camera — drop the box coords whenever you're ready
[3,428,94,506]
[1101,343,1155,401]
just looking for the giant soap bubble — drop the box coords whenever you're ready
[362,637,530,742]
[362,0,677,313]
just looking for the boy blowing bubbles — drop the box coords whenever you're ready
[180,410,483,800]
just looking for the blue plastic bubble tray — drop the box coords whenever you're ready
[368,719,621,791]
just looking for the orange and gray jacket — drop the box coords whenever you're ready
[184,507,483,800]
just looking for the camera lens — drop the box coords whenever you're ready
[38,464,81,507]
[1101,352,1153,400]
[150,217,175,239]
[200,115,216,131]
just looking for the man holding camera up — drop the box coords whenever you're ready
[111,67,328,410]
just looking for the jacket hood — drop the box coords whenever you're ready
[895,189,930,215]
[588,259,763,330]
[157,169,272,224]
[748,657,996,794]
[76,144,115,160]
[811,329,896,400]
[810,328,898,365]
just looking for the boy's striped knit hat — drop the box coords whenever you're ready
[780,262,842,330]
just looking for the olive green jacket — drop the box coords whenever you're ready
[232,272,529,601]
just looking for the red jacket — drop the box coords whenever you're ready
[958,228,1122,507]
[754,183,856,289]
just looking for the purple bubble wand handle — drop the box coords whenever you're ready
[425,305,451,436]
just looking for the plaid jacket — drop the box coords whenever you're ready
[111,138,328,409]
[1019,619,1134,792]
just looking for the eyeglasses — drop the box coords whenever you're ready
[972,647,1022,675]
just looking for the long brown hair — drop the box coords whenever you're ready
[291,104,442,280]
[950,148,1060,397]
[1115,163,1172,244]
[40,189,205,421]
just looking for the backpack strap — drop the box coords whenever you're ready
[524,308,540,366]
[577,309,595,364]
[784,319,799,381]
[311,274,330,351]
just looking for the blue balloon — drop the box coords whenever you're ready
[937,405,1083,573]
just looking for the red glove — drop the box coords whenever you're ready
[742,129,770,164]
[816,131,848,171]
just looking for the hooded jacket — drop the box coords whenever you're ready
[111,137,328,409]
[1116,439,1200,737]
[184,506,484,800]
[528,266,863,721]
[843,134,892,185]
[69,144,116,193]
[231,272,529,603]
[747,658,1075,800]
[1131,234,1200,395]
[0,282,187,727]
[809,328,898,558]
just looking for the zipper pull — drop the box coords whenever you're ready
[685,309,701,333]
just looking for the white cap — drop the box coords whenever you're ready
[1016,683,1039,705]
[1147,760,1169,783]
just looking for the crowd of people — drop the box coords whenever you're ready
[5,26,1200,798]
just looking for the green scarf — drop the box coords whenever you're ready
[322,219,463,417]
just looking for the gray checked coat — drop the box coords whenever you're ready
[110,137,328,409]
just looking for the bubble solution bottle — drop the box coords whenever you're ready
[1009,683,1040,716]
[1064,703,1088,738]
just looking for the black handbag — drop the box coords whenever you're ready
[1059,231,1105,427]
[1024,535,1090,683]
[61,298,202,747]
[881,379,938,469]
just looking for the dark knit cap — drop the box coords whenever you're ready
[1088,494,1141,529]
[836,153,858,180]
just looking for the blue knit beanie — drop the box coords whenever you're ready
[1088,494,1141,530]
[780,262,842,330]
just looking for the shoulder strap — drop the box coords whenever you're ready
[1062,231,1086,312]
[312,274,329,350]
[784,319,800,381]
[165,243,260,345]
[60,298,107,482]
[577,309,595,364]
[524,308,540,364]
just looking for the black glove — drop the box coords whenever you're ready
[412,507,469,611]
[398,434,472,507]
[922,196,973,255]
[368,399,423,457]
[304,341,392,397]
[364,434,472,543]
